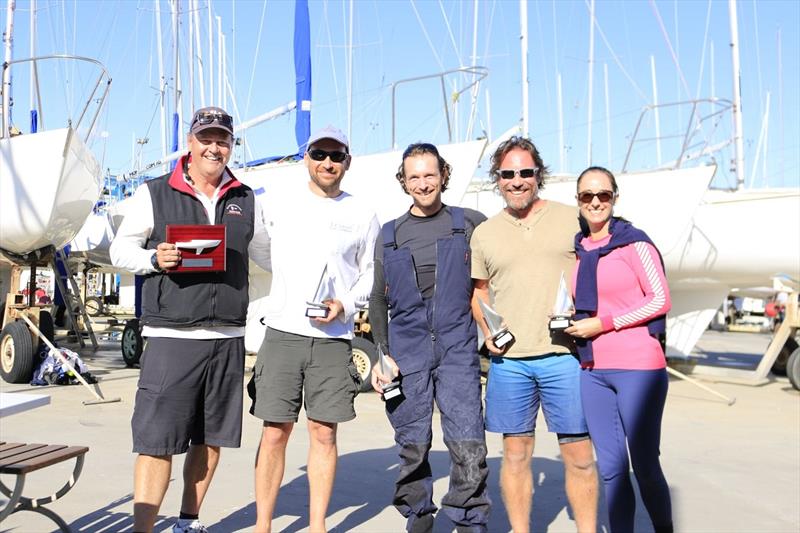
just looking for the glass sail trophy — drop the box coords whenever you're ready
[377,344,402,399]
[478,299,515,349]
[549,271,575,330]
[306,265,335,318]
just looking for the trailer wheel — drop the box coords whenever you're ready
[786,347,800,391]
[37,311,55,351]
[122,319,143,367]
[0,321,35,383]
[772,337,799,376]
[84,296,104,317]
[351,336,378,393]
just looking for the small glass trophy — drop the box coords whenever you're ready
[377,344,402,400]
[478,299,515,349]
[549,271,575,330]
[306,265,334,318]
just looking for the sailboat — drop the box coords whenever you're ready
[0,0,110,263]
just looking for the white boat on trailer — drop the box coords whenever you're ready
[0,44,111,382]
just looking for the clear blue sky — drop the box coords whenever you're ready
[3,0,799,188]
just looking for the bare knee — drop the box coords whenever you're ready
[560,440,597,476]
[260,422,293,449]
[502,436,534,472]
[308,419,337,448]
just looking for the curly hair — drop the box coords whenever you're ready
[395,142,452,194]
[489,136,549,190]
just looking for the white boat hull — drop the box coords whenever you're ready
[0,128,102,256]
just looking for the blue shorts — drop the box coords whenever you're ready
[485,353,588,435]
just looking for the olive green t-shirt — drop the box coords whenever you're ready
[470,200,580,357]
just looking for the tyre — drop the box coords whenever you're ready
[0,321,35,383]
[771,337,798,376]
[351,336,378,393]
[37,311,55,351]
[786,347,800,391]
[84,296,104,317]
[122,318,143,367]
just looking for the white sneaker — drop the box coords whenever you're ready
[172,519,209,533]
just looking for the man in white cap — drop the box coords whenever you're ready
[110,106,271,533]
[249,125,379,533]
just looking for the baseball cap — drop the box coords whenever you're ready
[307,125,350,153]
[189,106,234,136]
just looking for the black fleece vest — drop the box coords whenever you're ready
[140,173,255,328]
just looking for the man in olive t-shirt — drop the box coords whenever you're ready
[470,136,598,533]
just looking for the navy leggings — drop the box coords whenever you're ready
[580,368,672,533]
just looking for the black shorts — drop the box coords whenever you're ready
[248,328,360,424]
[132,337,245,456]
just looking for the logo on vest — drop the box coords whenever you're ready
[225,204,243,217]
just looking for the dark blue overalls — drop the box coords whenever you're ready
[382,207,490,533]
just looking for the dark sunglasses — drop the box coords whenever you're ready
[308,149,348,163]
[496,167,539,180]
[402,142,439,159]
[192,111,233,130]
[577,190,615,203]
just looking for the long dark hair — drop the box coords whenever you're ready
[576,166,626,236]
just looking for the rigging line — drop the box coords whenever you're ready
[534,0,551,109]
[479,0,497,74]
[693,0,713,99]
[583,0,648,104]
[324,0,342,119]
[648,0,692,100]
[438,0,463,68]
[409,0,445,72]
[243,0,267,119]
[752,0,764,115]
[552,0,558,72]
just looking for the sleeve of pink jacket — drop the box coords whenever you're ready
[598,241,671,332]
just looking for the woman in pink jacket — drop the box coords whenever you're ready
[565,166,673,533]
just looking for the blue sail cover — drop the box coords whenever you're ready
[30,109,38,133]
[294,0,312,157]
[171,112,180,170]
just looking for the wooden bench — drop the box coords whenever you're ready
[0,441,89,532]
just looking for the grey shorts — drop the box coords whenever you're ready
[248,327,360,424]
[132,337,245,456]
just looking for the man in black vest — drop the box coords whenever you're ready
[370,143,490,533]
[110,106,270,533]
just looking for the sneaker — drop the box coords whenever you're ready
[172,519,209,533]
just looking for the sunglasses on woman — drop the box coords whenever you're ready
[308,149,348,163]
[577,190,615,204]
[496,167,539,180]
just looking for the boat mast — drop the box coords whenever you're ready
[650,55,662,166]
[191,0,205,107]
[154,0,168,169]
[29,0,39,133]
[728,0,745,190]
[519,0,528,137]
[2,0,15,138]
[557,71,565,172]
[171,0,181,154]
[347,0,353,143]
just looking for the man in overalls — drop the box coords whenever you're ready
[370,143,490,533]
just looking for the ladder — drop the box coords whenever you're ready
[51,249,98,350]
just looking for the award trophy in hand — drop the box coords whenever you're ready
[549,271,575,330]
[478,299,515,349]
[306,266,334,318]
[377,344,402,400]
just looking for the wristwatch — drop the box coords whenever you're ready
[150,252,163,272]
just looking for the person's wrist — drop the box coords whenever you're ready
[150,252,162,272]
